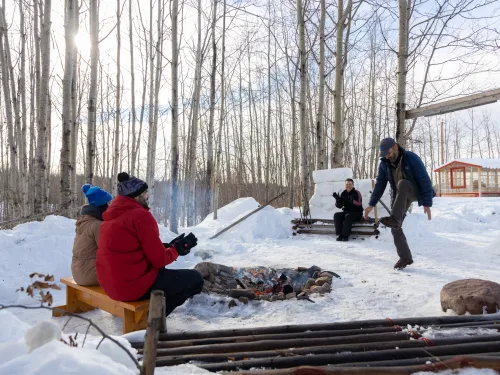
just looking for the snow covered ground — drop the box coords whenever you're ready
[1,196,499,374]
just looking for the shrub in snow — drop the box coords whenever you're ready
[24,321,61,352]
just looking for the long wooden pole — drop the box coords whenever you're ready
[232,355,500,374]
[154,334,500,367]
[128,319,499,350]
[197,341,500,372]
[148,314,500,342]
[209,192,285,239]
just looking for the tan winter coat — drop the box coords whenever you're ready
[71,206,103,286]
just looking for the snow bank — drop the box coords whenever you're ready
[0,340,137,375]
[0,310,139,374]
[187,197,292,242]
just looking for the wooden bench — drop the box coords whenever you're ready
[52,277,150,334]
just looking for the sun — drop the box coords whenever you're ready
[74,31,91,57]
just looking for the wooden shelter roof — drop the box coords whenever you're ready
[435,158,500,172]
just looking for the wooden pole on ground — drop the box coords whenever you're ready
[209,192,285,239]
[233,355,500,374]
[140,290,164,375]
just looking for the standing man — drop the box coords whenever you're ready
[333,178,363,242]
[364,138,434,270]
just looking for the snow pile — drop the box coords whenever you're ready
[0,310,139,374]
[188,197,292,242]
[25,321,61,352]
[309,168,391,219]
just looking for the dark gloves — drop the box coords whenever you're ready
[164,232,198,256]
[332,192,340,200]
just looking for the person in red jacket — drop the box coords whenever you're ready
[96,172,204,317]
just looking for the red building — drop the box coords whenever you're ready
[434,159,500,197]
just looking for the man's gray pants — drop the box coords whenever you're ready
[391,179,417,262]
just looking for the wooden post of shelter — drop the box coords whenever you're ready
[470,167,474,194]
[478,167,482,197]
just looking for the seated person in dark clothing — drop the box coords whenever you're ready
[333,178,363,242]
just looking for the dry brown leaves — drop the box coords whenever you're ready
[17,272,60,305]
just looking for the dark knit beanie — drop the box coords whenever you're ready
[117,172,148,198]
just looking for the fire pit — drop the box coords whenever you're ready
[194,262,341,306]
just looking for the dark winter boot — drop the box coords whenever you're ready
[380,216,401,229]
[341,236,349,242]
[336,235,343,241]
[394,258,413,270]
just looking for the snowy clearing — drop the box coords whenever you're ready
[0,197,499,374]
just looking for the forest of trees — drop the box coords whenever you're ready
[0,0,499,230]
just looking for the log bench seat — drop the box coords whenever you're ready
[52,277,150,334]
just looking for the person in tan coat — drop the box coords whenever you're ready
[71,184,113,286]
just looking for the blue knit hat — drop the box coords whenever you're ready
[82,184,113,207]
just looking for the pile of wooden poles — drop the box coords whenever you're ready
[130,314,500,373]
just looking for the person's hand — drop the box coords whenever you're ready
[423,206,432,221]
[165,233,185,247]
[364,206,374,220]
[171,232,198,256]
[332,192,340,200]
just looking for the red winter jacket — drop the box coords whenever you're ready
[96,196,178,301]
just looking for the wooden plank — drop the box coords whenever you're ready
[406,88,500,119]
[296,229,379,236]
[75,289,126,319]
[294,224,377,229]
[59,277,149,312]
[291,218,376,225]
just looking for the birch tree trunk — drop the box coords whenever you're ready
[151,0,164,208]
[213,0,226,220]
[146,0,156,206]
[265,3,271,202]
[332,0,351,167]
[170,0,180,232]
[286,52,298,209]
[60,0,76,216]
[316,0,326,170]
[0,7,20,218]
[45,97,52,211]
[204,0,217,220]
[112,0,122,196]
[34,0,51,214]
[186,0,203,226]
[19,0,28,216]
[70,1,79,209]
[396,0,410,147]
[86,0,98,184]
[297,0,310,215]
[129,0,137,175]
